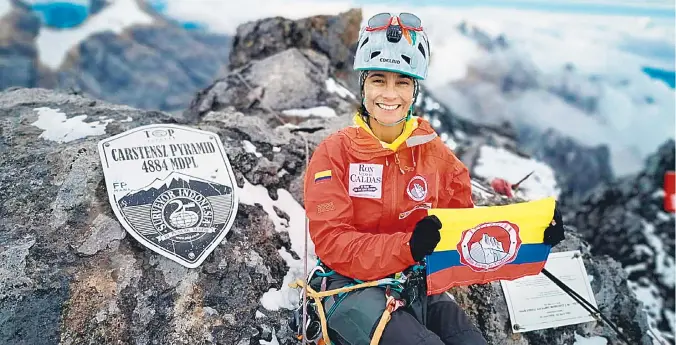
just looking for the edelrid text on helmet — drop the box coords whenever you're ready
[380,57,401,64]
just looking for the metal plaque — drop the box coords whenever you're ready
[98,124,239,268]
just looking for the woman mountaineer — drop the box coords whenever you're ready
[302,12,564,345]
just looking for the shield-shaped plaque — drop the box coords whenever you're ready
[98,124,239,268]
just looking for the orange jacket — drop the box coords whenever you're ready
[303,114,473,281]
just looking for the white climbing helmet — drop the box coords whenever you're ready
[353,12,430,80]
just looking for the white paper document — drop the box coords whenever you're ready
[500,250,598,333]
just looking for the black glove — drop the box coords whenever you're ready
[409,215,442,262]
[543,204,565,247]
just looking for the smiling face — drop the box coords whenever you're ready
[363,71,416,126]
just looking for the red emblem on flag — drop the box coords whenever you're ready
[665,171,675,213]
[457,221,522,272]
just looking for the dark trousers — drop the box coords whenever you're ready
[323,273,488,345]
[380,292,488,345]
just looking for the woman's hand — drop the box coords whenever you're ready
[543,205,565,247]
[409,215,443,261]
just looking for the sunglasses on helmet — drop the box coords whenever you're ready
[366,12,423,32]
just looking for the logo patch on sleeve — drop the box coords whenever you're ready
[317,202,336,214]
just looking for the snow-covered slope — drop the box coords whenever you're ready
[34,0,154,69]
[473,145,560,200]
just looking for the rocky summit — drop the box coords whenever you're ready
[0,5,672,345]
[228,9,362,89]
[0,43,660,345]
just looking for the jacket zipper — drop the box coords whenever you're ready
[391,154,398,225]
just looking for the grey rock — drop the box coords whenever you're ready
[457,21,509,51]
[57,26,231,114]
[0,87,305,344]
[76,213,126,256]
[239,48,328,111]
[0,5,232,112]
[0,279,69,345]
[90,0,109,15]
[186,48,356,125]
[49,142,104,230]
[0,236,35,299]
[0,7,41,90]
[566,139,675,342]
[229,8,362,84]
[545,64,602,114]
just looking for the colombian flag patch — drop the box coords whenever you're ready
[314,170,332,183]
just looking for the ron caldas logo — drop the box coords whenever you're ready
[457,221,521,272]
[98,124,239,268]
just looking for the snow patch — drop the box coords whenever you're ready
[282,106,337,118]
[624,262,648,275]
[31,107,113,142]
[573,333,607,345]
[444,136,458,151]
[325,78,356,100]
[641,220,675,288]
[242,140,262,158]
[628,278,665,340]
[470,179,496,199]
[473,145,560,200]
[238,178,314,311]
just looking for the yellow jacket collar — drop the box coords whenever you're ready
[353,113,420,152]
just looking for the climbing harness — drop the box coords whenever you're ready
[289,262,426,345]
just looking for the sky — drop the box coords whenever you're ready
[350,0,675,18]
